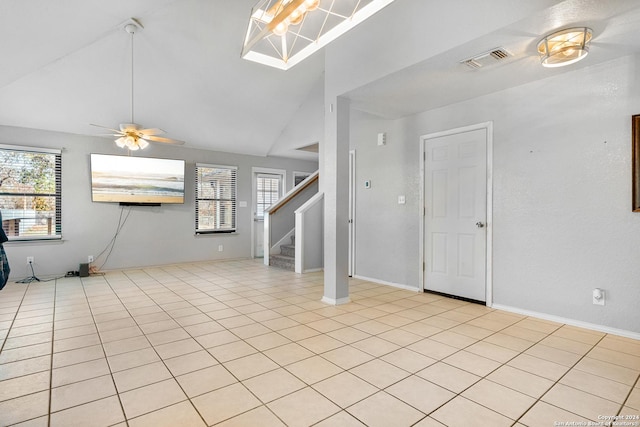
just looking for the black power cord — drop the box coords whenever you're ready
[14,206,132,283]
[17,260,41,283]
[16,260,63,283]
[95,205,132,272]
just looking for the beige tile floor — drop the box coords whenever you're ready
[0,259,639,427]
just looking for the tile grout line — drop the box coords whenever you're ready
[310,308,596,425]
[10,269,365,423]
[77,274,130,427]
[115,269,277,426]
[617,361,640,417]
[122,267,294,427]
[238,298,509,425]
[116,265,640,425]
[300,298,500,425]
[100,271,202,425]
[151,266,638,425]
[0,284,30,356]
[514,333,613,426]
[334,307,536,425]
[3,261,639,427]
[0,282,48,427]
[47,278,59,427]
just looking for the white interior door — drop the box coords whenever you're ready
[424,128,487,301]
[253,170,284,258]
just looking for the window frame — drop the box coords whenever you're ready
[0,144,62,242]
[255,173,284,220]
[293,171,312,186]
[195,163,238,234]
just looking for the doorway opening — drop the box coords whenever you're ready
[252,168,286,258]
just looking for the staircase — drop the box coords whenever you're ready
[264,170,323,273]
[270,236,295,271]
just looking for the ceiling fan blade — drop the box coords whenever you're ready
[138,128,165,136]
[145,135,185,145]
[90,123,122,133]
[97,133,125,137]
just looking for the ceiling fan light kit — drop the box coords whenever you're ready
[91,18,184,151]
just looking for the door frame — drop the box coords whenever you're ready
[348,150,356,277]
[251,167,287,259]
[419,122,494,306]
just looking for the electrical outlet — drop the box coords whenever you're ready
[218,245,223,252]
[26,256,34,264]
[593,288,605,306]
[88,255,94,263]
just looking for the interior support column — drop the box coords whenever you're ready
[321,96,350,305]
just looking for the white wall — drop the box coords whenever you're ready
[350,110,419,287]
[1,125,317,279]
[320,0,565,303]
[324,0,562,97]
[269,75,324,158]
[350,54,640,333]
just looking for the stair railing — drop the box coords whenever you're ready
[264,171,319,267]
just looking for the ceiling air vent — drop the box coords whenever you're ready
[461,47,512,70]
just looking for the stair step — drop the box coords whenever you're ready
[270,254,295,271]
[280,244,295,257]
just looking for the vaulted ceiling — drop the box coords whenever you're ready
[1,0,639,159]
[0,0,324,157]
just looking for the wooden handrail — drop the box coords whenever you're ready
[267,171,318,215]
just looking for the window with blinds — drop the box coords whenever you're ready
[195,164,237,233]
[256,174,282,219]
[0,145,62,240]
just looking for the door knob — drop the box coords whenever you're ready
[476,221,485,228]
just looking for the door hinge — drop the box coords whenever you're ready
[423,261,425,271]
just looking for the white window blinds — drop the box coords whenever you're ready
[195,164,237,233]
[256,174,281,219]
[0,144,62,240]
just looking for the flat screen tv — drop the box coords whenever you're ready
[90,154,185,205]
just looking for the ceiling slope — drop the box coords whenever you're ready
[0,0,323,156]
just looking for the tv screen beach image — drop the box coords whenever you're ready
[91,154,185,204]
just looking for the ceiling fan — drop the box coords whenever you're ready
[91,18,184,151]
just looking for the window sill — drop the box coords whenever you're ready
[5,237,64,245]
[194,232,239,237]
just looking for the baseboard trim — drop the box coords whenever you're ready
[352,275,420,292]
[321,296,351,306]
[492,303,640,340]
[303,268,323,273]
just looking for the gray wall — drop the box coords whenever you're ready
[1,125,317,279]
[268,180,319,252]
[300,195,324,272]
[350,54,640,333]
[350,112,417,287]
